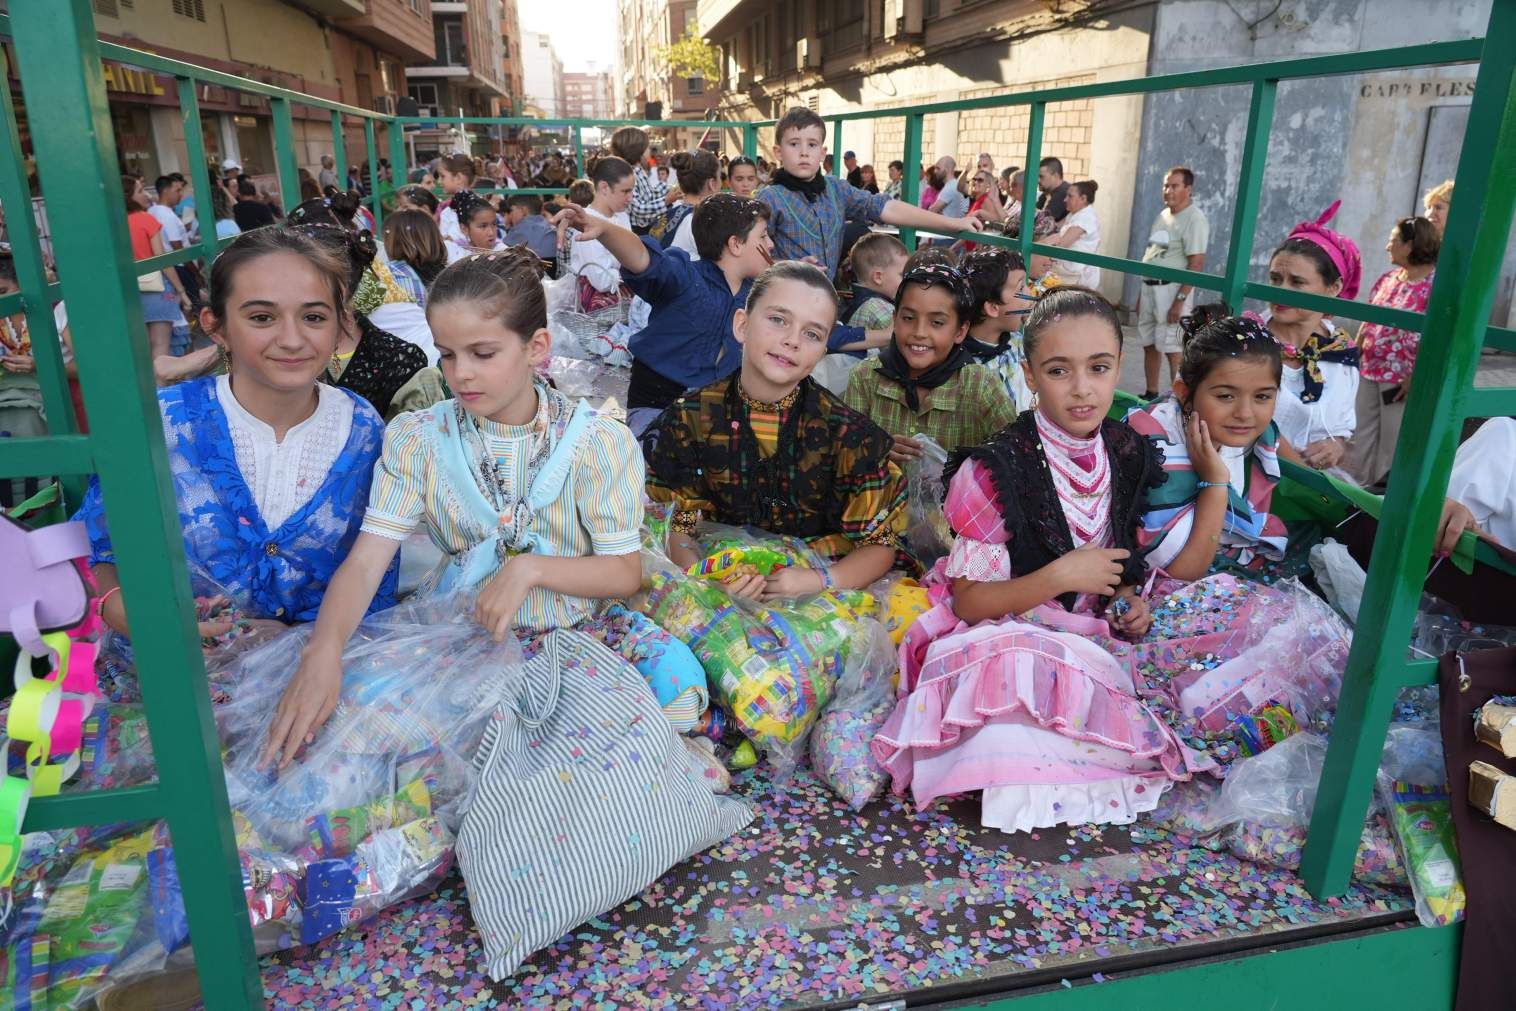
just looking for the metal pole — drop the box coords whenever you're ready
[8,2,261,1006]
[330,109,347,193]
[1301,0,1516,897]
[0,44,74,439]
[270,95,300,213]
[899,113,922,250]
[831,116,844,178]
[364,117,382,231]
[1020,102,1045,266]
[177,75,219,261]
[1220,80,1277,311]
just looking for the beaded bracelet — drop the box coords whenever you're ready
[816,564,835,591]
[1196,481,1229,491]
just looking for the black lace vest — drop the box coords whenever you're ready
[950,411,1166,609]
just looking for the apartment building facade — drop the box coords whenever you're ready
[563,70,615,121]
[10,0,433,184]
[620,0,719,148]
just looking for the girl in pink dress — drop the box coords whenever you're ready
[873,287,1208,834]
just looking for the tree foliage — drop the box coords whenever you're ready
[659,26,720,84]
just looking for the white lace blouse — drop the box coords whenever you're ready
[215,374,353,529]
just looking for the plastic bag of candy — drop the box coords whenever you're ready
[637,525,880,769]
[869,571,932,646]
[1375,724,1464,927]
[1197,731,1407,886]
[0,592,512,1008]
[809,620,898,809]
[904,435,952,567]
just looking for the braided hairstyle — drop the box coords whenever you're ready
[427,245,547,340]
[286,196,377,304]
[449,188,497,230]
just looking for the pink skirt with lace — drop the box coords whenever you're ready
[871,599,1207,830]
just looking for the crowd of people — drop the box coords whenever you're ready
[4,102,1513,990]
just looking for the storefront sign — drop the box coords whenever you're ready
[101,62,167,97]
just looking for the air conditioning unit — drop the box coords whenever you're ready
[883,0,924,40]
[796,36,821,70]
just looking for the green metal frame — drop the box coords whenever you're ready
[0,0,1512,1006]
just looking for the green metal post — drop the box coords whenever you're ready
[330,110,347,193]
[1302,0,1516,896]
[364,117,381,230]
[900,113,923,250]
[177,75,219,261]
[7,2,261,1008]
[832,117,844,178]
[1221,80,1277,309]
[389,117,408,198]
[1020,102,1045,266]
[572,124,583,172]
[0,44,74,439]
[743,122,757,158]
[270,95,300,213]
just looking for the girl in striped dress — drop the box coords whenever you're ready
[1124,314,1293,582]
[262,247,709,767]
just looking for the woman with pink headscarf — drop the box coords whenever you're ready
[1259,202,1363,472]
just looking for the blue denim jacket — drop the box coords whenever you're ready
[622,238,867,391]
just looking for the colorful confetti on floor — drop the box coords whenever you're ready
[249,765,1411,1009]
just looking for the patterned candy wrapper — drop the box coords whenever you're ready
[300,775,435,861]
[640,549,877,753]
[1381,780,1465,927]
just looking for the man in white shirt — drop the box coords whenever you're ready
[148,174,191,250]
[1137,166,1209,398]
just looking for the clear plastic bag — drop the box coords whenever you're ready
[905,434,952,567]
[1309,537,1366,624]
[809,620,898,809]
[1375,724,1464,927]
[1198,731,1405,886]
[1160,577,1350,736]
[636,524,884,775]
[1,593,511,1008]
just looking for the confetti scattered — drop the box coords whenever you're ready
[261,765,1410,1007]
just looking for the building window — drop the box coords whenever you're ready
[433,15,467,65]
[687,77,704,95]
[171,0,205,21]
[93,0,118,16]
[925,0,940,14]
[827,0,864,48]
[408,82,440,109]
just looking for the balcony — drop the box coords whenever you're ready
[407,10,507,97]
[298,0,366,16]
[696,0,758,39]
[336,0,436,63]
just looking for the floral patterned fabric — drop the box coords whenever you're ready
[1357,268,1435,384]
[642,374,907,562]
[75,376,397,621]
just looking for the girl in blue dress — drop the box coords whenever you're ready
[77,225,398,648]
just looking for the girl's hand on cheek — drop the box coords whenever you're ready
[1184,410,1230,483]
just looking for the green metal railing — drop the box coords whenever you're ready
[0,0,1513,1006]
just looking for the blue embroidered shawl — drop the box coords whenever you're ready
[75,377,396,622]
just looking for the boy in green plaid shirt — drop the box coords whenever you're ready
[843,263,1016,462]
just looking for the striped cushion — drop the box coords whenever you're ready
[456,628,753,980]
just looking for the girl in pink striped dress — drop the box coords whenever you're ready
[873,287,1210,834]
